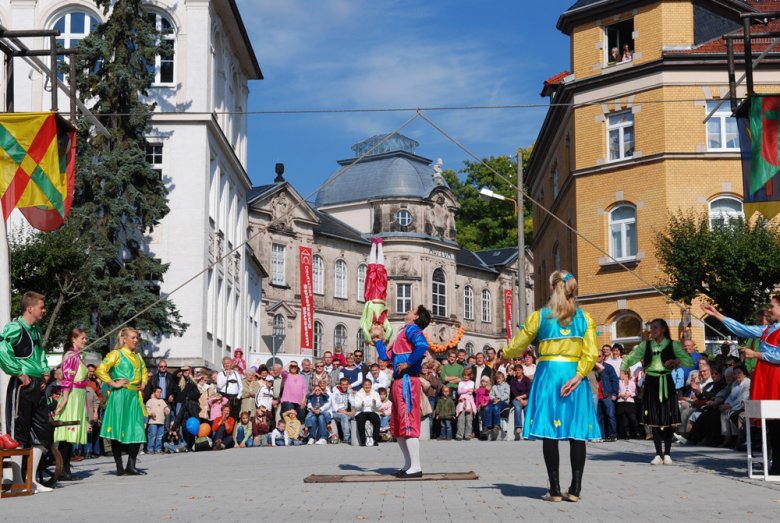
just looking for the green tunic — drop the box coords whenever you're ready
[97,348,147,444]
[54,355,89,444]
[0,317,48,378]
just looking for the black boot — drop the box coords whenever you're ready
[111,443,124,476]
[124,444,146,476]
[563,470,582,502]
[542,471,562,502]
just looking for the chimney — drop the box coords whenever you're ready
[274,163,285,183]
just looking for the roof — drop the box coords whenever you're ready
[455,249,497,273]
[247,183,281,204]
[313,210,371,245]
[665,13,780,57]
[475,247,520,269]
[541,70,571,97]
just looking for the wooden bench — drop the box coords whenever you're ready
[745,400,780,482]
[1,448,34,498]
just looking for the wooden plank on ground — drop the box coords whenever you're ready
[304,471,479,483]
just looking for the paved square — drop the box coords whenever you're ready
[2,439,779,522]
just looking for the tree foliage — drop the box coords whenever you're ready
[655,210,780,321]
[443,147,533,252]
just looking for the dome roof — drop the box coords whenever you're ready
[314,134,449,208]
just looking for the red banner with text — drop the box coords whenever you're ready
[299,246,314,354]
[503,289,513,343]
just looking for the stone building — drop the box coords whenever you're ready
[247,134,533,366]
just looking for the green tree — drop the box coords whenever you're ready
[443,147,533,252]
[655,210,780,321]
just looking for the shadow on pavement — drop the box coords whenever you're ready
[472,483,548,499]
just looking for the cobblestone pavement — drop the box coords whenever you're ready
[2,438,780,522]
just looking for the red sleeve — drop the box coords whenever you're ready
[212,417,221,433]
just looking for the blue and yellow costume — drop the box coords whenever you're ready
[505,307,601,441]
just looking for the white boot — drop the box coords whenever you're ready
[32,447,53,493]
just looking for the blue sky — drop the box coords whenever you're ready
[235,0,574,199]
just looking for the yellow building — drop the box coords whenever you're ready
[527,0,780,352]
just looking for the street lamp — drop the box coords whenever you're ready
[478,154,526,336]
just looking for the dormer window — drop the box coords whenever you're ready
[396,209,412,226]
[605,19,634,66]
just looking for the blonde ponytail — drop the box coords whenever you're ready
[546,270,578,326]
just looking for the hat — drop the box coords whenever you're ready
[234,348,243,355]
[265,375,274,382]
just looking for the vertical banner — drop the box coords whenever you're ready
[739,95,780,219]
[299,246,314,355]
[503,289,513,343]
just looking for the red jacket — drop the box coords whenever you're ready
[212,415,235,435]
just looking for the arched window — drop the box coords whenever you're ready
[313,321,324,358]
[357,264,367,302]
[481,289,492,323]
[609,205,637,260]
[146,12,176,85]
[464,342,475,355]
[52,11,100,79]
[334,260,347,299]
[463,286,474,320]
[313,255,324,295]
[272,314,285,353]
[612,312,642,351]
[709,196,744,228]
[356,329,368,352]
[334,324,347,350]
[432,268,447,317]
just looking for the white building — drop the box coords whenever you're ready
[0,0,265,368]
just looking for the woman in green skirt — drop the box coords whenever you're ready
[96,327,148,476]
[54,327,90,480]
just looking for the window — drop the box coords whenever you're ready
[604,19,634,65]
[706,101,739,151]
[551,164,559,199]
[396,283,412,314]
[464,342,475,355]
[396,209,412,226]
[53,11,100,80]
[357,264,367,302]
[464,286,474,320]
[553,243,561,272]
[334,260,347,299]
[312,255,324,295]
[432,268,447,317]
[272,314,285,353]
[314,321,324,358]
[612,313,643,351]
[271,244,285,285]
[145,143,163,179]
[147,12,175,85]
[334,324,347,349]
[481,289,492,323]
[356,329,368,352]
[709,197,744,228]
[607,111,634,162]
[609,205,637,261]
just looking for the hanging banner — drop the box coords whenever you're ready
[503,289,513,343]
[299,246,314,355]
[739,95,780,219]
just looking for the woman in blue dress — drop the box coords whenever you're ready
[505,270,600,502]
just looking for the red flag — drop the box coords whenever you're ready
[504,289,513,343]
[299,246,314,354]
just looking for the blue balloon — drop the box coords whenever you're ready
[185,417,200,436]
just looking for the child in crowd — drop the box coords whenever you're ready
[253,405,272,446]
[434,385,455,440]
[283,409,303,445]
[475,376,492,440]
[270,419,289,446]
[456,368,476,440]
[255,376,274,411]
[485,372,510,440]
[208,390,229,421]
[145,387,169,454]
[232,348,247,376]
[333,346,347,366]
[378,387,392,438]
[234,411,253,448]
[617,370,639,439]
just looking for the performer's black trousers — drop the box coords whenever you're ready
[5,376,52,448]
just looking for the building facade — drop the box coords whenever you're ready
[0,0,265,367]
[528,0,780,351]
[247,134,533,367]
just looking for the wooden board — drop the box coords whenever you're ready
[304,471,478,483]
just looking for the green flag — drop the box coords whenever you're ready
[749,95,780,195]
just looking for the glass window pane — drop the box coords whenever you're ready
[54,17,66,33]
[712,198,742,214]
[625,222,637,257]
[707,120,722,149]
[725,119,738,149]
[616,315,642,338]
[160,61,174,83]
[609,129,620,160]
[611,206,635,221]
[623,126,634,157]
[71,12,85,34]
[611,226,623,258]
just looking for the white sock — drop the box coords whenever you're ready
[32,447,52,492]
[376,242,384,266]
[397,437,411,471]
[368,242,377,265]
[405,438,421,474]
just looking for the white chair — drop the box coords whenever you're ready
[745,400,780,481]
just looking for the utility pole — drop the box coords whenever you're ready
[516,151,526,330]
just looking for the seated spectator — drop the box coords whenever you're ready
[163,428,187,454]
[475,376,491,440]
[377,387,392,438]
[305,384,331,445]
[282,410,303,446]
[330,377,354,443]
[252,405,272,446]
[234,411,253,448]
[368,363,390,393]
[522,350,536,381]
[509,364,531,441]
[270,419,289,447]
[339,354,363,392]
[617,370,639,439]
[456,368,476,440]
[483,372,510,440]
[353,379,381,446]
[211,405,235,450]
[719,365,751,448]
[434,385,456,440]
[309,360,331,393]
[684,367,728,445]
[145,387,169,454]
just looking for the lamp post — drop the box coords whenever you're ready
[478,155,526,336]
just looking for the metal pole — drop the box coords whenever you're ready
[726,38,737,114]
[0,214,11,433]
[69,54,76,123]
[49,35,57,111]
[743,17,755,96]
[516,152,526,330]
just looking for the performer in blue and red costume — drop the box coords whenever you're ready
[702,299,780,475]
[371,304,431,478]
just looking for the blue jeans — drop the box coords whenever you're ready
[380,415,390,431]
[147,424,165,452]
[484,401,507,429]
[440,419,453,439]
[332,412,352,442]
[164,440,187,453]
[599,397,617,438]
[305,411,332,440]
[236,426,254,447]
[512,399,526,430]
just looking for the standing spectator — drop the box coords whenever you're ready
[522,350,537,381]
[596,349,619,442]
[211,405,235,450]
[280,361,308,420]
[84,379,101,458]
[456,349,468,367]
[270,364,284,418]
[616,370,639,439]
[300,358,314,390]
[240,369,262,417]
[196,368,212,420]
[484,346,497,368]
[170,365,202,451]
[353,350,368,375]
[253,405,272,446]
[339,353,363,391]
[310,360,331,392]
[441,350,464,397]
[484,372,510,440]
[305,384,331,445]
[143,360,177,417]
[329,358,343,390]
[174,366,195,418]
[378,387,392,438]
[234,411,253,448]
[473,352,494,385]
[322,351,334,374]
[353,379,381,446]
[423,360,442,437]
[456,368,477,440]
[217,356,243,419]
[434,386,456,440]
[378,358,393,383]
[605,344,623,376]
[509,364,532,440]
[145,387,169,454]
[330,378,354,443]
[368,363,390,392]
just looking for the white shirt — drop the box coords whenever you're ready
[368,371,390,392]
[255,384,273,410]
[217,369,243,397]
[353,389,381,413]
[330,388,352,414]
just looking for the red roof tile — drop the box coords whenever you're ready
[665,16,780,56]
[544,70,571,86]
